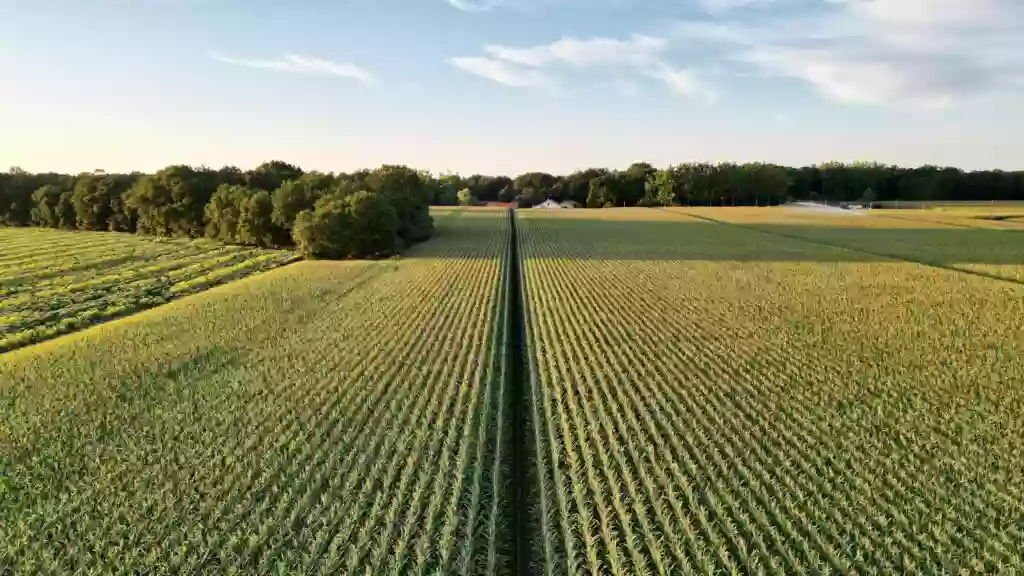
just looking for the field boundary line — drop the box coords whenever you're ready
[656,208,1024,288]
[506,207,535,575]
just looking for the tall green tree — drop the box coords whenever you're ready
[293,190,399,259]
[365,165,433,244]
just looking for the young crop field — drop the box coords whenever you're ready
[0,227,298,352]
[0,210,514,574]
[517,208,1024,574]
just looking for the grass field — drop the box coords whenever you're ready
[519,208,1024,573]
[3,206,1024,574]
[0,228,298,352]
[0,210,513,574]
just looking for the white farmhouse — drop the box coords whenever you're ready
[534,199,581,209]
[535,199,563,209]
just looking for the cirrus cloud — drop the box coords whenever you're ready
[675,0,1024,108]
[448,56,556,90]
[450,34,717,103]
[211,52,375,85]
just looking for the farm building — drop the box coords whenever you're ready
[535,199,580,209]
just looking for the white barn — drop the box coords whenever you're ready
[534,199,581,209]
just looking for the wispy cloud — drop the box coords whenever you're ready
[674,0,1024,108]
[445,0,499,11]
[211,52,375,84]
[450,34,716,103]
[644,64,718,104]
[696,0,777,14]
[448,57,556,90]
[482,35,665,68]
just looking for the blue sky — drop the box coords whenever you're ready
[1,0,1021,175]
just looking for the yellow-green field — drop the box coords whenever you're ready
[0,211,512,574]
[519,207,1024,573]
[0,228,298,352]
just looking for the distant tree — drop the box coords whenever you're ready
[514,172,558,198]
[645,168,679,206]
[3,168,67,226]
[563,169,608,206]
[587,174,619,208]
[464,174,512,202]
[31,185,69,228]
[237,190,277,247]
[620,163,655,206]
[204,184,252,243]
[515,187,544,208]
[498,184,517,203]
[71,173,135,231]
[297,171,336,192]
[430,175,461,206]
[246,160,304,192]
[127,165,215,236]
[457,188,475,206]
[214,165,247,188]
[272,180,318,231]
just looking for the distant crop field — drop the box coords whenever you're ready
[0,227,297,352]
[0,211,511,574]
[518,208,1024,573]
[668,206,1024,284]
[873,209,1024,231]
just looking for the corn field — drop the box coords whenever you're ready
[0,227,297,352]
[0,210,512,574]
[518,209,1024,574]
[3,206,1024,574]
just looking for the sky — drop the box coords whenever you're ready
[1,0,1021,176]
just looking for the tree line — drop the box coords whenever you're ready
[0,162,434,259]
[2,160,1021,257]
[438,162,1024,208]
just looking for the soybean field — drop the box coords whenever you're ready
[0,227,297,352]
